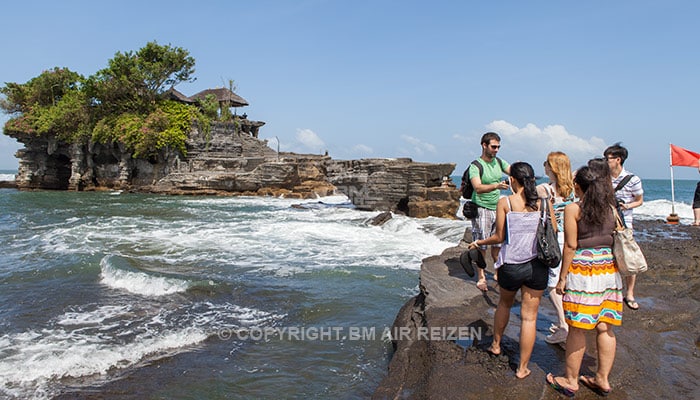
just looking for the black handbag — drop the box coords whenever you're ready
[536,198,562,268]
[462,200,479,219]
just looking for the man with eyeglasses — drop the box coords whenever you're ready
[467,132,511,292]
[604,143,644,310]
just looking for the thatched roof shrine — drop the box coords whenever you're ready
[190,88,249,107]
[164,87,194,103]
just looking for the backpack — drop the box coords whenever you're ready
[460,157,506,200]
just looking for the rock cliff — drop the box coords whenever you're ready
[6,121,459,218]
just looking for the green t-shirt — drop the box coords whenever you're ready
[468,158,509,210]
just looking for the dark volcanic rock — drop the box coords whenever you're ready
[374,220,700,399]
[369,211,393,226]
[0,180,16,189]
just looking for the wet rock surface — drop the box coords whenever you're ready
[374,220,700,399]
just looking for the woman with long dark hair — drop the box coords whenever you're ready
[468,162,548,379]
[546,165,623,397]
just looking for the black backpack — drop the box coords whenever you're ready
[460,157,506,200]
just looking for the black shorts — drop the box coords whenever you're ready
[693,181,700,209]
[497,258,548,292]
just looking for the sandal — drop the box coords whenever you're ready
[546,373,576,398]
[579,375,611,396]
[476,278,488,292]
[623,297,640,310]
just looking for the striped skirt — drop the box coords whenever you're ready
[563,247,623,330]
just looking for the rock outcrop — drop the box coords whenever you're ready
[373,221,700,399]
[6,121,459,218]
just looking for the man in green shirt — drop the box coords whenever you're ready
[468,132,510,291]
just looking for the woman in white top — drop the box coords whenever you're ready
[468,162,548,379]
[536,152,575,345]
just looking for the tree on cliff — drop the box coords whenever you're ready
[0,67,90,142]
[1,41,207,158]
[84,41,196,117]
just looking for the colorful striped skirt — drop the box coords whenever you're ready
[563,247,623,330]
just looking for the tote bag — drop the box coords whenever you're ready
[536,198,562,268]
[611,206,648,276]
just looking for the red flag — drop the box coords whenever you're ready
[670,144,700,167]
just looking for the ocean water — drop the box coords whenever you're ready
[0,188,465,399]
[0,171,697,399]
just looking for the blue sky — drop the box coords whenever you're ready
[1,0,698,179]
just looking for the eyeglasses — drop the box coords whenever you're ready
[489,145,501,149]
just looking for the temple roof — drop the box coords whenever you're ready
[164,87,194,103]
[190,88,249,107]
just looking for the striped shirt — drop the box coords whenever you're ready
[611,168,643,227]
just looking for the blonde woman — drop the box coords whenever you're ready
[536,152,575,344]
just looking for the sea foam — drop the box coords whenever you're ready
[99,255,191,296]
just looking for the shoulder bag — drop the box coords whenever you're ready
[536,198,562,268]
[611,205,648,275]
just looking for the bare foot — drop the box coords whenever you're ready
[476,278,488,292]
[516,367,531,379]
[486,344,501,356]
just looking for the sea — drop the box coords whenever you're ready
[0,170,697,399]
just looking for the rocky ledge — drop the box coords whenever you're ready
[373,220,700,399]
[6,121,458,218]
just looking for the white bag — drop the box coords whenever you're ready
[456,197,467,220]
[611,206,648,276]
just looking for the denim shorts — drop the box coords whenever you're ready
[497,258,548,292]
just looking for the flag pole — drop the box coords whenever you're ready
[667,143,679,224]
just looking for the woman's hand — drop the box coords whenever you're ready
[467,240,479,250]
[555,278,566,295]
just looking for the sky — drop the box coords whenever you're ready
[1,0,699,180]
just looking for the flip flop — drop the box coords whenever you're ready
[546,373,576,398]
[459,250,475,277]
[476,278,488,292]
[623,297,640,310]
[579,375,611,396]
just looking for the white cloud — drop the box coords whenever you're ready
[295,128,325,152]
[0,134,22,170]
[485,120,607,169]
[399,135,437,157]
[352,144,373,154]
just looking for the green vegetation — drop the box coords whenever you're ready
[0,41,217,158]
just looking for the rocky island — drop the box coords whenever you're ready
[7,118,458,218]
[1,42,459,218]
